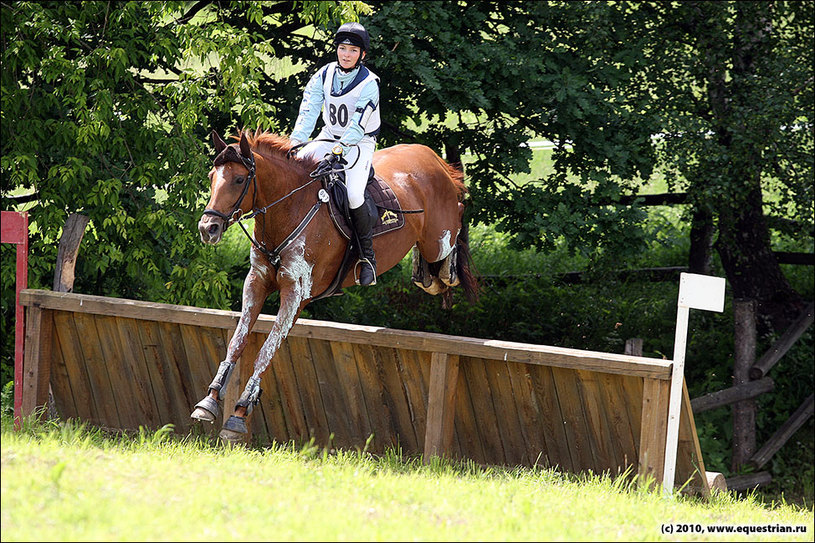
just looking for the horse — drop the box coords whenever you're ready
[191,129,479,442]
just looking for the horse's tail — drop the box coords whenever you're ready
[455,218,480,304]
[436,153,479,305]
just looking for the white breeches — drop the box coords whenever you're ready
[297,126,376,209]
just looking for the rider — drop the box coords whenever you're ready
[289,22,380,286]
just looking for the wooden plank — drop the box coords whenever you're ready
[73,313,124,429]
[330,340,371,447]
[308,337,355,449]
[21,305,52,418]
[750,301,813,380]
[115,316,168,429]
[677,381,709,496]
[618,373,645,458]
[576,368,621,474]
[54,312,99,424]
[414,348,464,458]
[286,335,331,445]
[53,311,96,423]
[247,331,285,443]
[638,377,670,488]
[122,319,172,428]
[506,361,552,468]
[691,378,774,413]
[483,358,529,466]
[177,323,219,408]
[270,338,310,443]
[47,316,77,420]
[528,364,574,472]
[138,320,192,433]
[423,352,459,461]
[375,346,420,454]
[550,366,596,472]
[20,290,673,380]
[395,347,430,456]
[597,372,640,474]
[749,393,814,470]
[462,357,506,465]
[452,358,487,465]
[352,342,395,454]
[157,321,201,420]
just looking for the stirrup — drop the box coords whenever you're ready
[354,258,377,286]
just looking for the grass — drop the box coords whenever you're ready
[2,415,813,542]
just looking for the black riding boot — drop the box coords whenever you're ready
[350,202,377,286]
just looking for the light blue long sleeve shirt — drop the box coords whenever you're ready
[290,64,380,153]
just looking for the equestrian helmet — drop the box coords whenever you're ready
[333,22,370,53]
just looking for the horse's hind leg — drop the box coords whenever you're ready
[411,245,447,295]
[438,245,460,287]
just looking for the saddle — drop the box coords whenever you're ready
[311,166,407,302]
[324,167,406,239]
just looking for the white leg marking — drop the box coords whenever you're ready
[252,238,313,376]
[436,229,459,261]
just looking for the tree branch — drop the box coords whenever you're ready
[171,0,212,26]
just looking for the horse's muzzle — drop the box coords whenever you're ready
[198,215,224,245]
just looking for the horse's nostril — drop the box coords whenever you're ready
[208,224,220,235]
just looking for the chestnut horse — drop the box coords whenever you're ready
[191,129,478,442]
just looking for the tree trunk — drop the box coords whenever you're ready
[688,206,714,275]
[703,4,805,333]
[715,184,803,332]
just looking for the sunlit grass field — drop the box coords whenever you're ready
[2,415,812,542]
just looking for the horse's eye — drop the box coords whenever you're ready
[235,176,245,185]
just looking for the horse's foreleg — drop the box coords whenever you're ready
[220,245,314,442]
[191,266,271,423]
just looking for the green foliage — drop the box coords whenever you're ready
[0,0,368,381]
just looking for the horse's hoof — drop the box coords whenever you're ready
[190,396,221,423]
[219,415,247,443]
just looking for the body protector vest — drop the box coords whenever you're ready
[321,62,381,138]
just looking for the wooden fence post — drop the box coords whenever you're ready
[625,338,643,357]
[423,352,459,462]
[21,305,52,419]
[639,377,670,489]
[732,298,757,471]
[1,211,29,429]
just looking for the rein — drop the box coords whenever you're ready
[208,141,352,269]
[206,139,423,270]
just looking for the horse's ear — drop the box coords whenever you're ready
[212,130,227,154]
[239,131,251,158]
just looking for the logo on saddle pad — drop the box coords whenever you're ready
[326,174,406,240]
[380,209,399,226]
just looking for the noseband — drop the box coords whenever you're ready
[203,146,257,228]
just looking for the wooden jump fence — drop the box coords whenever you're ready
[18,288,722,496]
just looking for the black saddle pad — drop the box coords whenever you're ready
[327,175,406,240]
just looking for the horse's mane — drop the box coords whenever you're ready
[237,129,319,174]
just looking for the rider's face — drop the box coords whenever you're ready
[337,43,363,69]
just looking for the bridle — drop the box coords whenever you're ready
[202,142,354,269]
[202,146,258,227]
